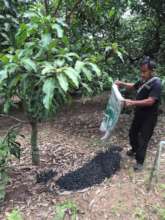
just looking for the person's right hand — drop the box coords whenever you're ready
[115,80,123,88]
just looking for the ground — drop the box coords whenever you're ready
[0,94,165,220]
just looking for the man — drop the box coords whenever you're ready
[116,58,162,171]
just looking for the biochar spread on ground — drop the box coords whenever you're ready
[36,169,57,184]
[56,147,121,191]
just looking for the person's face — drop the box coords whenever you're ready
[140,64,153,81]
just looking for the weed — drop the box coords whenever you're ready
[6,209,23,220]
[134,207,147,220]
[54,200,78,220]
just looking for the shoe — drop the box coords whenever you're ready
[126,150,135,157]
[133,163,143,171]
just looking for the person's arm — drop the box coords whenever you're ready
[125,78,162,107]
[115,80,135,90]
[124,97,156,107]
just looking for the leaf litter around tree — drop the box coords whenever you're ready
[0,94,165,219]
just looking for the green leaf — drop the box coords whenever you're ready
[24,11,37,18]
[81,82,92,94]
[54,59,65,67]
[21,58,37,72]
[64,67,79,88]
[0,54,9,64]
[52,24,63,38]
[109,7,116,17]
[43,78,56,110]
[0,187,6,202]
[6,209,23,220]
[17,48,33,59]
[75,61,84,73]
[112,42,118,51]
[16,23,28,47]
[86,63,101,77]
[9,75,21,88]
[1,33,9,41]
[54,205,66,220]
[0,70,7,83]
[65,53,80,59]
[4,100,11,113]
[54,201,78,220]
[159,184,165,190]
[57,74,68,92]
[6,63,18,74]
[56,18,68,27]
[41,63,54,75]
[82,67,92,81]
[56,53,79,62]
[41,33,52,48]
[116,51,124,63]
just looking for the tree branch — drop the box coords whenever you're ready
[54,0,63,16]
[0,114,27,124]
[126,54,143,64]
[44,0,49,15]
[66,0,83,23]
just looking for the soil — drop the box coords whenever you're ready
[0,93,165,220]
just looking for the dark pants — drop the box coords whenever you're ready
[129,111,158,164]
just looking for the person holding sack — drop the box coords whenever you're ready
[116,57,162,171]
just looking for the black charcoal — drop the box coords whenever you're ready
[56,147,121,191]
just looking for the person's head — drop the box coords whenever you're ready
[140,57,156,81]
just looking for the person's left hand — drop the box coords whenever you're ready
[124,99,136,107]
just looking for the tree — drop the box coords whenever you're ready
[0,2,101,165]
[0,0,165,167]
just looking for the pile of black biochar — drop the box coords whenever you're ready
[56,146,122,191]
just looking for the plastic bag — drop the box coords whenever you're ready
[100,84,124,140]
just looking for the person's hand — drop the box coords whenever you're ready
[115,80,123,88]
[124,99,136,107]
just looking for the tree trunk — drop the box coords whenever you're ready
[30,121,39,165]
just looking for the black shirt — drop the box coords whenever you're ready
[134,77,162,114]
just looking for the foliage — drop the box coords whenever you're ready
[0,2,102,165]
[0,127,20,202]
[0,0,164,161]
[0,0,18,49]
[6,201,78,220]
[0,0,164,210]
[54,200,78,220]
[0,2,102,113]
[159,183,165,190]
[157,66,165,103]
[6,209,23,220]
[134,207,146,220]
[158,208,165,220]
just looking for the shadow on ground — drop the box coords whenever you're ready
[56,146,122,191]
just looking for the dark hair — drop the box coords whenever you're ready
[140,56,156,70]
